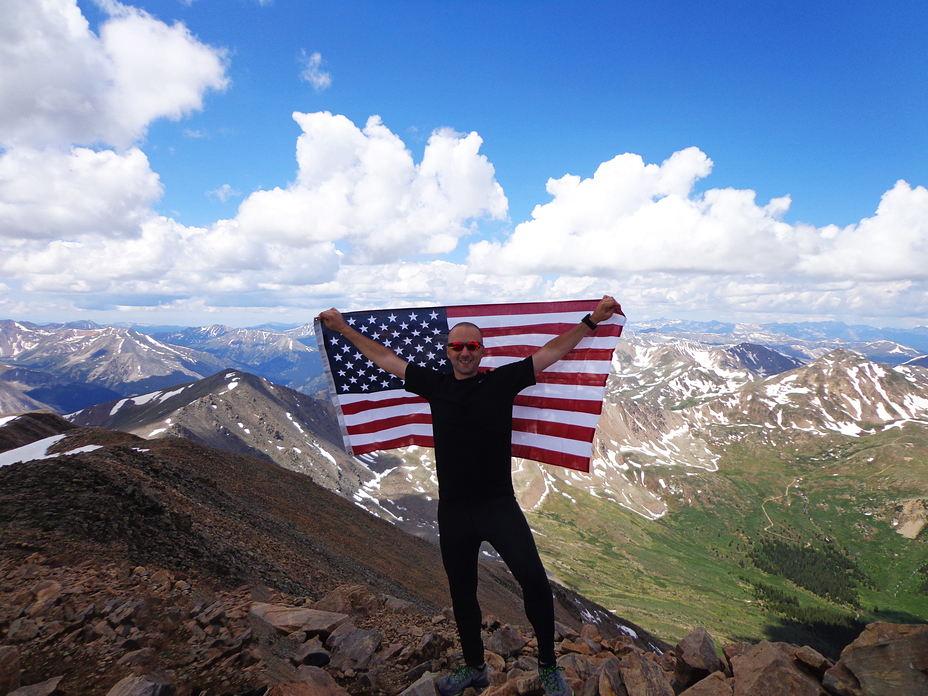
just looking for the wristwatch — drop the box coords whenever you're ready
[581,313,597,330]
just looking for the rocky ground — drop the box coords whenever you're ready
[1,549,926,696]
[1,412,926,696]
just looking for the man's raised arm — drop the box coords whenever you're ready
[317,308,408,380]
[531,295,620,375]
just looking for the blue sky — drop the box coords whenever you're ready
[2,0,927,328]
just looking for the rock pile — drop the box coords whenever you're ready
[2,551,926,696]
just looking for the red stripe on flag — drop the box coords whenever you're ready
[346,412,433,436]
[483,322,624,338]
[533,372,609,387]
[512,418,596,441]
[448,300,602,317]
[339,394,427,416]
[351,434,435,456]
[485,346,617,361]
[512,444,591,472]
[514,394,604,415]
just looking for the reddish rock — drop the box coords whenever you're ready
[731,642,825,696]
[678,671,732,696]
[249,603,349,637]
[619,650,674,696]
[314,586,381,618]
[822,660,862,696]
[675,627,722,689]
[837,622,928,696]
[0,646,21,696]
[599,656,629,696]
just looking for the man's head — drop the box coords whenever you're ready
[446,322,484,379]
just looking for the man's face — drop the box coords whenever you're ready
[446,324,484,379]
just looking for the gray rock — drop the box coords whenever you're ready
[105,674,174,696]
[7,676,63,696]
[486,625,527,659]
[397,672,440,696]
[325,623,383,671]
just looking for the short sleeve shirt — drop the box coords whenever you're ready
[404,356,536,502]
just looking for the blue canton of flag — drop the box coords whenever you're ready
[318,307,453,395]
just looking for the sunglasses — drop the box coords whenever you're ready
[447,341,483,352]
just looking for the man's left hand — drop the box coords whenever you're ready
[591,295,620,324]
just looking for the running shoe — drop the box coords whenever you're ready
[539,664,573,696]
[435,663,490,696]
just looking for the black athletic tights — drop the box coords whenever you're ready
[437,495,557,667]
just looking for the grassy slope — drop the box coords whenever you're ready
[528,422,928,657]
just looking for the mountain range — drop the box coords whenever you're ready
[2,316,927,657]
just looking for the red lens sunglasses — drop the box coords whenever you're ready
[447,341,483,352]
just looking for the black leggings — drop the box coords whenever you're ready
[438,495,556,667]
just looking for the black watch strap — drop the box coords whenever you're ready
[581,313,597,330]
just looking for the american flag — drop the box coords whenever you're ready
[314,299,625,472]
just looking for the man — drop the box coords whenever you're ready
[318,295,621,696]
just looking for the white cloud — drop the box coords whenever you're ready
[0,0,926,331]
[467,147,807,277]
[798,180,928,281]
[0,0,228,149]
[299,50,332,91]
[0,146,162,240]
[207,184,242,202]
[234,112,508,262]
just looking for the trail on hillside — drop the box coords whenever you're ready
[761,477,800,536]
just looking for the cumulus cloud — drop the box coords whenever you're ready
[465,147,928,293]
[235,112,508,262]
[0,0,228,149]
[0,5,926,325]
[0,146,162,240]
[299,50,332,91]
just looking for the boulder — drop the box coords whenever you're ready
[293,666,351,695]
[0,646,21,696]
[678,671,732,696]
[836,622,928,696]
[675,627,722,688]
[397,672,441,696]
[487,625,527,659]
[249,603,349,637]
[822,661,862,696]
[730,642,825,696]
[314,586,381,618]
[598,656,629,696]
[325,624,383,671]
[105,675,174,696]
[7,676,63,696]
[618,651,674,696]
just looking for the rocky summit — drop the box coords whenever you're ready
[1,412,926,696]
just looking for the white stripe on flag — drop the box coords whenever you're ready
[343,401,431,426]
[348,422,434,448]
[513,405,601,428]
[512,430,594,458]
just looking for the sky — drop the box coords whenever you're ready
[1,0,927,329]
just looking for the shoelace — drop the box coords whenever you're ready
[539,664,566,687]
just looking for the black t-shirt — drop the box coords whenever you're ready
[404,356,536,502]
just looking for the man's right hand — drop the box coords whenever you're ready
[317,308,348,334]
